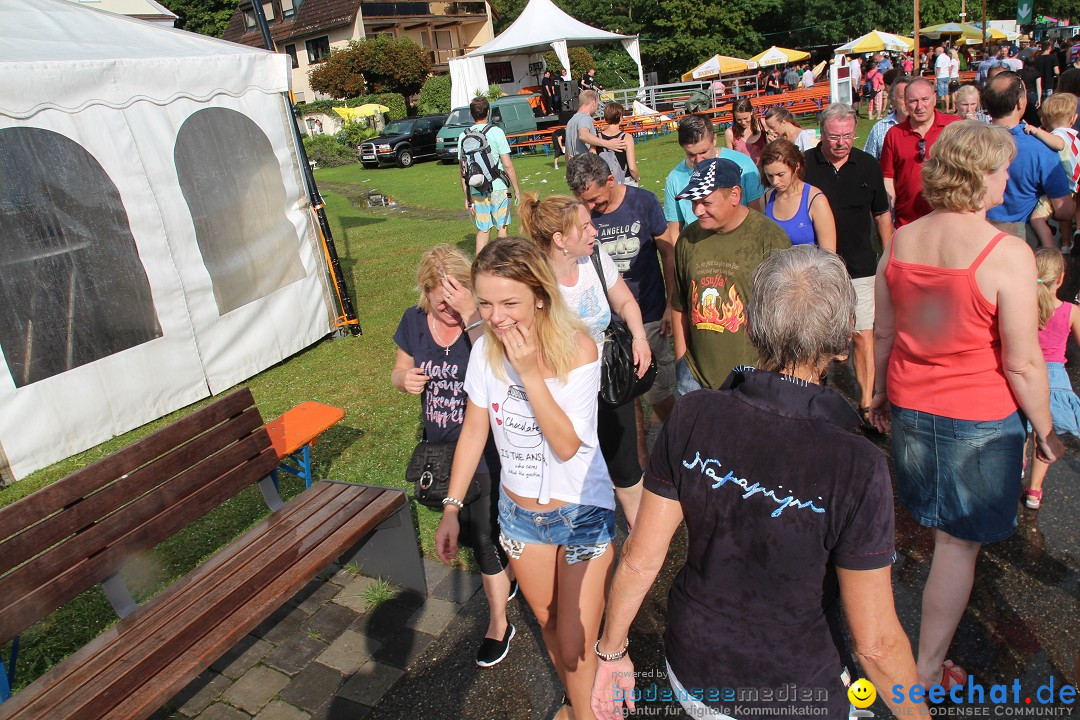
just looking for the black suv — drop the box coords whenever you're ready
[358,115,446,168]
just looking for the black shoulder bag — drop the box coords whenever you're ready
[588,248,657,407]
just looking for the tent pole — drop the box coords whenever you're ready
[251,1,361,336]
[914,0,921,74]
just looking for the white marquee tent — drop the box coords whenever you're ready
[449,0,644,108]
[0,0,337,481]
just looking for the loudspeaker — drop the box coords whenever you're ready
[560,81,578,112]
[645,72,658,87]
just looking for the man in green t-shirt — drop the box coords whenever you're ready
[671,158,791,393]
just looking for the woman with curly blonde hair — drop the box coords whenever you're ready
[871,120,1064,690]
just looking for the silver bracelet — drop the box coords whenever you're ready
[464,320,484,332]
[441,497,465,509]
[594,638,629,662]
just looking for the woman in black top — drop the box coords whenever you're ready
[1020,57,1042,126]
[392,244,517,668]
[1036,41,1059,101]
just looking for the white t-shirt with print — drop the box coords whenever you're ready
[561,250,620,345]
[464,335,614,510]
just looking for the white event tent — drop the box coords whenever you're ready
[0,0,337,481]
[449,0,644,108]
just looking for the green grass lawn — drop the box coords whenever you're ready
[0,114,878,690]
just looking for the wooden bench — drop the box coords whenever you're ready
[0,388,424,720]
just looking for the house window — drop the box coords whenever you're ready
[243,8,257,28]
[306,36,330,63]
[284,44,298,68]
[486,61,513,84]
[281,0,295,17]
[262,1,275,21]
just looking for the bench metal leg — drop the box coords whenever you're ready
[0,635,18,703]
[339,500,427,595]
[274,445,314,488]
[258,474,285,512]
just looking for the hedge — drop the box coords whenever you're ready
[298,93,408,121]
[417,75,452,116]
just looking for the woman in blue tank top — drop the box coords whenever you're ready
[761,139,837,252]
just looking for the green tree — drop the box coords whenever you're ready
[646,0,782,82]
[308,37,431,99]
[417,75,452,115]
[542,47,596,76]
[159,0,237,37]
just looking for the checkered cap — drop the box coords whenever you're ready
[675,158,741,200]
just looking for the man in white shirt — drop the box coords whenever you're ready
[934,46,951,110]
[802,65,815,88]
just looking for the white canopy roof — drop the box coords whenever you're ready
[452,0,643,107]
[466,0,633,57]
[0,0,285,118]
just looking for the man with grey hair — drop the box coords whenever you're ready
[863,75,910,158]
[804,103,892,424]
[564,90,625,159]
[880,76,960,227]
[567,153,675,466]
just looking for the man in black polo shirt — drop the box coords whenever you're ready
[804,103,892,421]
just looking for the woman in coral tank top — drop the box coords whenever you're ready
[870,121,1065,692]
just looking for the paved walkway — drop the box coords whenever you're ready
[155,360,1080,720]
[153,559,484,720]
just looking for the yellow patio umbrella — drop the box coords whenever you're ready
[680,54,757,82]
[333,103,390,121]
[919,22,991,42]
[749,46,810,67]
[834,30,915,55]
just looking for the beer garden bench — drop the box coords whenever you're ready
[0,388,424,720]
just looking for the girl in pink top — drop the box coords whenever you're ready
[1025,248,1080,509]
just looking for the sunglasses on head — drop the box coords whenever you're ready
[916,138,927,163]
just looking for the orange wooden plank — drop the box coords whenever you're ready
[264,402,345,460]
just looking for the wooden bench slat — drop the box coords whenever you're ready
[0,389,256,535]
[108,489,404,720]
[4,484,400,720]
[0,407,265,578]
[0,441,279,646]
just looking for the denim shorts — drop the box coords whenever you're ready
[497,487,615,564]
[674,356,703,397]
[891,405,1025,543]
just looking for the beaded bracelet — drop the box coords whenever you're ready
[594,638,629,662]
[464,320,484,333]
[441,497,465,509]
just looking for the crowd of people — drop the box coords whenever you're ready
[389,43,1080,713]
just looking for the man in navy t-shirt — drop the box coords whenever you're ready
[567,153,675,466]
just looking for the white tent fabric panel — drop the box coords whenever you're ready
[449,55,489,110]
[0,0,335,481]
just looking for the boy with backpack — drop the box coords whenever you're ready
[460,97,520,251]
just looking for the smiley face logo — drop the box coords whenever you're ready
[848,678,877,709]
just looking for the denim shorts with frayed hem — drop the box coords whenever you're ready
[891,405,1025,543]
[497,487,615,564]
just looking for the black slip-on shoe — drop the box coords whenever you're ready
[476,623,516,667]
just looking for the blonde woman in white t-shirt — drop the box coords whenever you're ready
[436,236,615,720]
[519,192,653,529]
